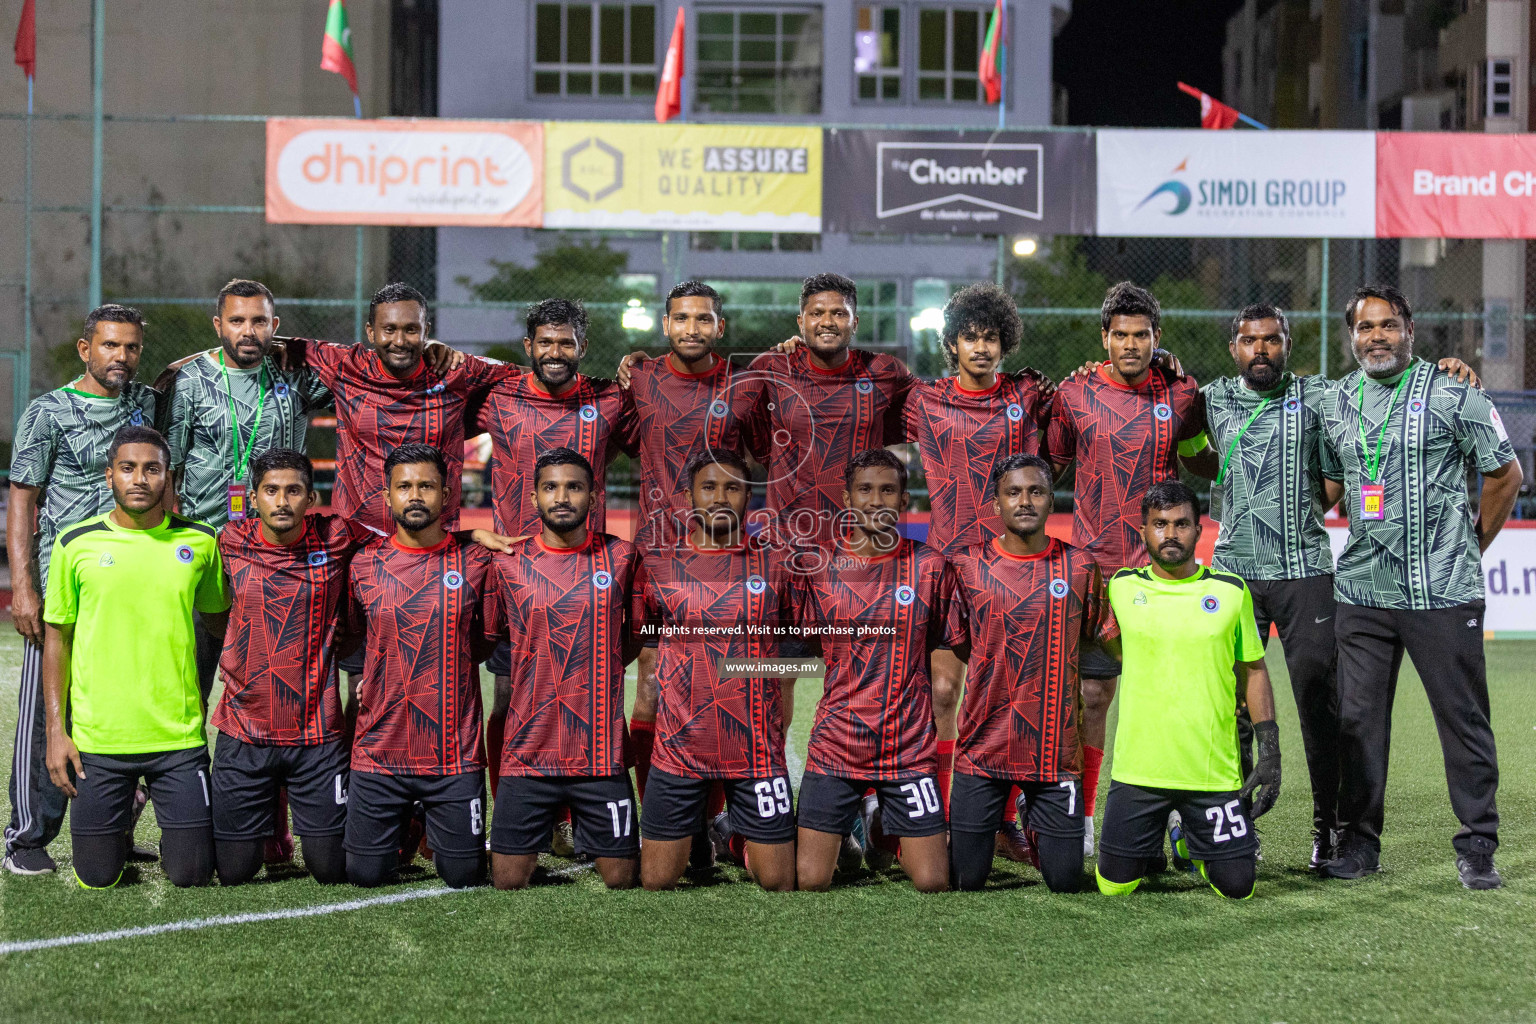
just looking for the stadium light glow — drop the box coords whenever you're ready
[909,307,945,333]
[1013,236,1039,257]
[622,298,654,332]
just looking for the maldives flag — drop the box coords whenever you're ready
[1177,81,1240,129]
[320,0,359,96]
[14,0,36,79]
[979,0,1004,104]
[655,7,685,123]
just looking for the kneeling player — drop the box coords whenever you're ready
[345,445,502,888]
[488,449,642,890]
[944,455,1119,893]
[1096,482,1281,900]
[635,451,797,892]
[793,450,952,892]
[44,427,229,888]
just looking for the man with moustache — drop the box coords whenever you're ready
[5,305,160,876]
[43,426,230,889]
[1097,481,1280,900]
[468,298,637,834]
[1318,286,1522,889]
[488,448,643,891]
[944,454,1117,893]
[634,451,797,892]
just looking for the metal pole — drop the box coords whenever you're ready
[354,225,365,343]
[1319,237,1330,377]
[995,234,1006,286]
[89,0,104,311]
[20,74,33,423]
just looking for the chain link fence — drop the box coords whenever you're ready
[2,112,1532,516]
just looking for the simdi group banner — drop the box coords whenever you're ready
[265,119,544,226]
[821,129,1096,235]
[542,122,822,232]
[1096,129,1377,238]
[1377,132,1536,238]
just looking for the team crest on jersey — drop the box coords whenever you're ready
[579,403,598,422]
[1153,402,1172,421]
[1133,591,1147,606]
[307,550,329,567]
[1201,595,1220,613]
[1006,403,1024,422]
[1049,578,1068,598]
[855,378,874,394]
[275,381,291,399]
[175,544,194,564]
[1408,398,1425,416]
[129,408,145,426]
[746,575,766,594]
[443,570,464,590]
[893,584,916,606]
[592,570,613,590]
[98,552,114,567]
[709,400,728,417]
[1284,397,1301,413]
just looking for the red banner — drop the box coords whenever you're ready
[1377,132,1536,238]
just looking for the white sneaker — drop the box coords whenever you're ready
[1083,814,1095,858]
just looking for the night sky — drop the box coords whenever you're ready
[1053,0,1246,127]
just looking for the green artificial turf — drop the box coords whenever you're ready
[0,634,1532,1023]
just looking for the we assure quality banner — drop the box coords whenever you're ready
[543,122,821,232]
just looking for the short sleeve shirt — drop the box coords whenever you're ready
[1202,373,1335,581]
[1320,360,1516,610]
[44,513,229,755]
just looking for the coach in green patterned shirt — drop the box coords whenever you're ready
[1319,285,1522,891]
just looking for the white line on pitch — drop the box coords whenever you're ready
[0,886,464,956]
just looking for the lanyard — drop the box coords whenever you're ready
[219,351,268,482]
[1356,367,1409,483]
[1215,397,1271,486]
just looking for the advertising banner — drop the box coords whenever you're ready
[1096,129,1376,237]
[1376,132,1536,238]
[821,128,1095,235]
[542,122,821,231]
[265,119,543,226]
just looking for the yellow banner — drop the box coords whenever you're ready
[543,122,821,232]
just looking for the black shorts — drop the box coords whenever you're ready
[948,772,1083,839]
[1079,642,1122,680]
[484,639,513,677]
[70,745,212,836]
[344,769,486,859]
[490,773,639,858]
[640,768,796,844]
[337,647,365,676]
[796,771,947,838]
[1099,781,1259,862]
[211,733,349,841]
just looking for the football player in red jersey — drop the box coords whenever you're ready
[488,448,643,890]
[900,282,1055,861]
[1047,282,1213,855]
[944,454,1119,892]
[793,450,956,892]
[343,444,502,889]
[634,451,797,892]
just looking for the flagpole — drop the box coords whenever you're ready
[353,90,364,343]
[20,71,32,420]
[997,4,1006,131]
[88,0,104,312]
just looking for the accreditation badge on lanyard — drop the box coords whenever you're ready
[221,352,268,523]
[1358,483,1384,521]
[1355,370,1408,524]
[227,482,249,521]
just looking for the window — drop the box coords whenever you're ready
[855,6,902,102]
[1487,58,1514,118]
[695,6,823,114]
[533,3,658,99]
[917,6,987,102]
[691,232,820,252]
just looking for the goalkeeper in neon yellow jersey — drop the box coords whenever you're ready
[1096,480,1281,900]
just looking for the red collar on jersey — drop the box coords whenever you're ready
[526,373,585,398]
[990,535,1058,562]
[536,532,594,555]
[953,375,1003,397]
[685,533,747,555]
[389,533,455,555]
[801,347,858,376]
[255,518,314,548]
[664,352,723,379]
[1096,363,1155,392]
[836,532,905,562]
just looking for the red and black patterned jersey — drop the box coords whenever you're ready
[299,340,515,534]
[632,537,794,779]
[793,538,959,781]
[347,535,501,776]
[746,347,916,549]
[1046,365,1205,570]
[902,371,1052,554]
[490,532,638,778]
[468,373,638,537]
[945,537,1118,781]
[212,514,380,746]
[628,354,764,550]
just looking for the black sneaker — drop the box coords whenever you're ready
[3,846,57,875]
[1456,852,1503,891]
[1310,829,1338,871]
[1321,840,1380,879]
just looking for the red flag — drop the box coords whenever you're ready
[655,7,684,123]
[14,0,36,79]
[1177,81,1240,129]
[978,0,1004,105]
